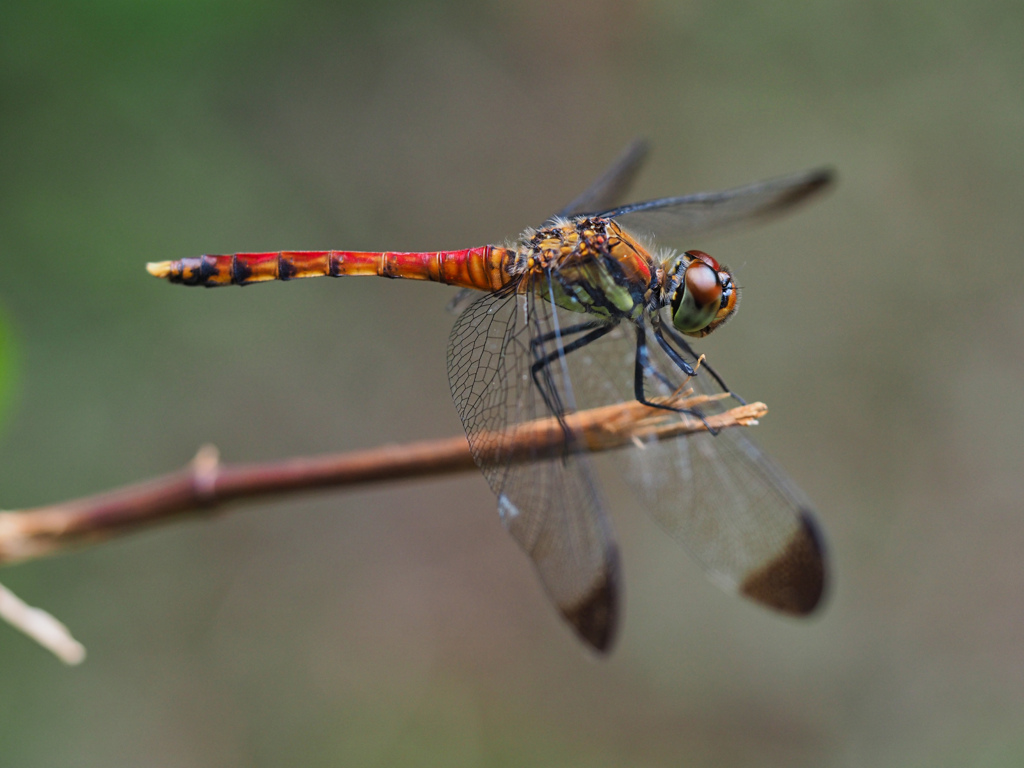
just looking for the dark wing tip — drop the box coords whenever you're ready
[805,167,837,188]
[768,167,836,213]
[561,548,621,653]
[740,509,828,615]
[803,167,837,194]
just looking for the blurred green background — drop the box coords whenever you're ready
[2,0,1023,765]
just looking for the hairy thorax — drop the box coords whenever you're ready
[516,218,658,320]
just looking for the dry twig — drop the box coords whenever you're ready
[0,396,765,566]
[0,394,764,662]
[0,583,86,665]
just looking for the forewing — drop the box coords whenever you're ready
[564,322,827,615]
[590,167,834,244]
[550,138,650,221]
[446,144,649,319]
[447,284,620,652]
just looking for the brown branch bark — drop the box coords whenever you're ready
[0,396,766,566]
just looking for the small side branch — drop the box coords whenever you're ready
[0,582,86,665]
[0,397,765,567]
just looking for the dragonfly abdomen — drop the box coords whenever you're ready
[147,246,517,291]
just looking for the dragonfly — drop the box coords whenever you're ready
[147,141,833,653]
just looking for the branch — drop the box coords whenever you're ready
[0,582,85,665]
[0,393,764,663]
[0,395,765,567]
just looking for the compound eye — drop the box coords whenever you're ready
[684,261,723,309]
[671,261,723,335]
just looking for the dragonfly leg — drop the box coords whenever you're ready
[633,323,682,406]
[649,320,696,378]
[529,322,618,420]
[634,323,719,435]
[528,320,607,354]
[656,323,746,405]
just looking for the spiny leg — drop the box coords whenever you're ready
[530,322,618,420]
[633,322,684,408]
[657,323,745,405]
[529,320,607,354]
[634,322,719,434]
[528,268,619,423]
[649,317,697,378]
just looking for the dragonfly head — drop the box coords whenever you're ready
[665,251,739,337]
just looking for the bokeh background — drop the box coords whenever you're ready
[2,1,1023,765]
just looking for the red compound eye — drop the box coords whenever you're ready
[685,249,721,271]
[684,261,723,308]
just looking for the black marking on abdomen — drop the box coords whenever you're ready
[277,257,296,281]
[231,255,252,285]
[199,256,220,287]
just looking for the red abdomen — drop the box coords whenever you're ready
[147,246,517,292]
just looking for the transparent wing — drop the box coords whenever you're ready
[445,141,650,319]
[550,138,650,221]
[589,167,834,244]
[447,282,620,652]
[563,319,827,615]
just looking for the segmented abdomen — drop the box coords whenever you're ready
[148,247,516,292]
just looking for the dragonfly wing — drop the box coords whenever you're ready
[447,285,620,652]
[629,420,827,613]
[444,287,477,315]
[563,322,827,615]
[550,138,650,221]
[590,167,834,244]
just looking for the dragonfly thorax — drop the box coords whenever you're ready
[518,218,656,320]
[661,249,739,338]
